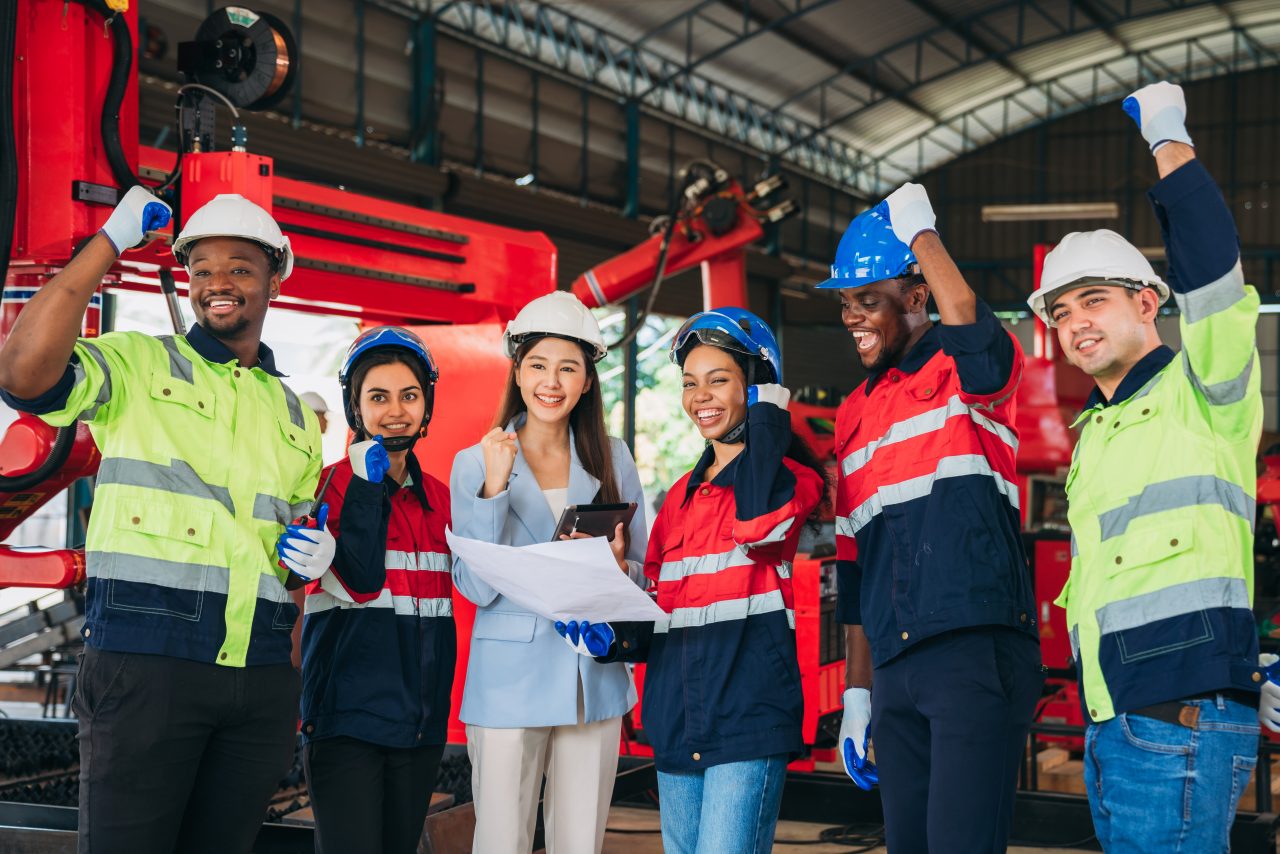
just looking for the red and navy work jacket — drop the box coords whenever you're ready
[300,453,456,749]
[834,302,1037,666]
[606,402,824,772]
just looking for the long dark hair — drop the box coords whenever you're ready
[492,336,622,505]
[347,349,433,442]
[726,349,832,523]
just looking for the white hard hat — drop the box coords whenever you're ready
[172,194,294,281]
[503,291,607,363]
[299,391,328,414]
[1027,229,1169,325]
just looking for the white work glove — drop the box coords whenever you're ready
[747,383,791,410]
[839,687,879,790]
[1122,82,1193,153]
[878,183,937,249]
[276,504,336,583]
[100,186,172,255]
[349,436,390,482]
[1259,653,1280,733]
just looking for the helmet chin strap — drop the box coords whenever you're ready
[712,359,755,446]
[381,435,417,453]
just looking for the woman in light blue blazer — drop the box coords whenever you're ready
[450,291,648,854]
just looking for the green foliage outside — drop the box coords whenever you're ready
[594,310,705,500]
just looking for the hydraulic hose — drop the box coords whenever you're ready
[0,0,17,279]
[75,0,141,190]
[0,422,76,493]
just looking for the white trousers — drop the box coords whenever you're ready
[467,695,622,854]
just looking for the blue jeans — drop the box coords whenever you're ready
[656,755,789,854]
[1084,695,1260,854]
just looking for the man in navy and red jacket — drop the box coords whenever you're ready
[818,184,1044,853]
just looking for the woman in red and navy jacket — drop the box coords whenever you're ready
[291,327,455,854]
[556,308,825,854]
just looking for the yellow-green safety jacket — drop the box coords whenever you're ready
[6,323,321,667]
[1060,159,1264,723]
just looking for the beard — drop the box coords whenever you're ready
[860,331,910,373]
[202,312,251,340]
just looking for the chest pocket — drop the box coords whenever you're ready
[654,529,686,611]
[1104,399,1159,442]
[906,367,952,404]
[149,372,216,420]
[271,402,314,485]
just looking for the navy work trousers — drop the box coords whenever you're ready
[74,647,300,854]
[870,626,1044,854]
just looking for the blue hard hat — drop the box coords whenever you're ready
[670,307,782,385]
[815,202,916,289]
[339,326,440,435]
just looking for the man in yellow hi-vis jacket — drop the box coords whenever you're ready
[0,189,324,854]
[1027,81,1262,853]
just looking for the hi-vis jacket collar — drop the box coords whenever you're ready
[864,324,941,394]
[1081,345,1175,411]
[186,323,285,378]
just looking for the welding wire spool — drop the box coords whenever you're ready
[184,7,298,110]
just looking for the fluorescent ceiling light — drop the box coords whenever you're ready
[982,203,1119,222]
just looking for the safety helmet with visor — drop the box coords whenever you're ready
[339,326,440,451]
[671,307,781,444]
[1027,229,1170,326]
[172,194,295,281]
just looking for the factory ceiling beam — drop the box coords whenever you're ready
[428,0,875,197]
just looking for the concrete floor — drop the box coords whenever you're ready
[601,806,1096,853]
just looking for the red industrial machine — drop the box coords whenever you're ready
[2,0,808,762]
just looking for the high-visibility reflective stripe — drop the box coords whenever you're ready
[836,454,1019,538]
[1069,624,1080,661]
[253,493,313,525]
[659,546,751,583]
[652,588,793,633]
[1097,474,1254,541]
[1176,261,1245,324]
[1095,576,1249,635]
[97,457,235,515]
[385,550,451,572]
[1182,350,1254,407]
[841,395,1017,478]
[88,551,290,602]
[584,269,607,307]
[282,385,306,430]
[76,341,113,422]
[305,589,453,617]
[159,335,194,383]
[739,518,794,549]
[88,551,223,591]
[775,560,793,580]
[1070,534,1078,559]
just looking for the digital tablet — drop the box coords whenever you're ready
[553,502,638,540]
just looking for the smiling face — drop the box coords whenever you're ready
[186,236,279,343]
[1049,284,1160,384]
[838,278,929,372]
[514,336,590,427]
[681,344,747,441]
[357,360,426,445]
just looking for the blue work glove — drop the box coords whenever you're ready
[553,620,615,657]
[747,383,791,410]
[1122,81,1192,153]
[276,503,336,583]
[349,435,390,483]
[877,182,937,249]
[839,687,879,790]
[1259,654,1280,734]
[100,186,172,255]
